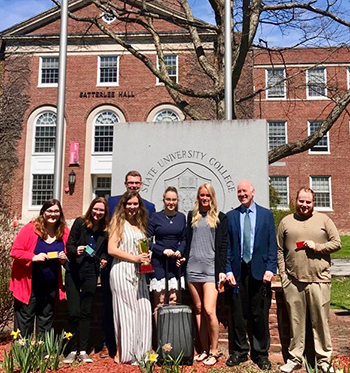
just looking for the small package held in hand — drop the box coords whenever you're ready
[85,244,95,257]
[47,251,59,259]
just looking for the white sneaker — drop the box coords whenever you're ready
[63,351,77,364]
[319,362,334,373]
[79,352,93,363]
[280,359,302,373]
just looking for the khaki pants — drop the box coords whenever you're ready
[282,276,332,364]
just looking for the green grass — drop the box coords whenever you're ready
[331,277,350,310]
[331,236,350,259]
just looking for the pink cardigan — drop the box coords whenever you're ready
[10,222,70,305]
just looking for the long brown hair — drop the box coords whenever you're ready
[34,199,66,240]
[191,184,220,228]
[108,191,148,241]
[83,196,109,230]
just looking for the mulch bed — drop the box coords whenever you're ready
[1,337,349,373]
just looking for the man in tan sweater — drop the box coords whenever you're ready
[277,187,341,373]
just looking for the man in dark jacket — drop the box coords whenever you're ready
[225,180,277,370]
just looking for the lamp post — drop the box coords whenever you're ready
[53,0,68,200]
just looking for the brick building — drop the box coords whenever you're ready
[253,48,350,232]
[1,1,350,232]
[0,0,215,222]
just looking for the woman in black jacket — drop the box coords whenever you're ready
[184,184,228,366]
[63,197,109,364]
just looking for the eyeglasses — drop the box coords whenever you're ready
[92,208,105,213]
[45,210,60,215]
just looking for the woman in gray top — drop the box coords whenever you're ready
[184,184,228,366]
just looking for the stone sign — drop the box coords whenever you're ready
[111,120,269,214]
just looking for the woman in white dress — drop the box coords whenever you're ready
[108,191,152,364]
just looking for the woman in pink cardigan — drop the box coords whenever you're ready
[10,199,69,337]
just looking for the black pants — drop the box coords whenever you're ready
[14,289,56,337]
[100,257,116,356]
[65,265,97,352]
[229,262,272,362]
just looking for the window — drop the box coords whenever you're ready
[102,12,116,24]
[268,121,287,150]
[34,112,56,153]
[348,67,350,89]
[98,56,119,85]
[154,109,180,122]
[307,68,326,98]
[308,121,329,153]
[310,176,332,209]
[40,57,59,85]
[94,176,111,198]
[157,55,178,84]
[32,174,54,206]
[94,111,119,152]
[270,176,289,208]
[266,68,285,99]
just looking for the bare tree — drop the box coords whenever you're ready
[50,0,350,163]
[0,54,30,212]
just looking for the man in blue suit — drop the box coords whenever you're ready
[225,179,277,370]
[108,170,156,218]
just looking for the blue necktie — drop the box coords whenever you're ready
[243,209,251,263]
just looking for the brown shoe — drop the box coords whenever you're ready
[99,346,109,359]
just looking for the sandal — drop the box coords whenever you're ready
[194,351,208,362]
[203,352,221,366]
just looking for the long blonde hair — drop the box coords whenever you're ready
[108,191,148,242]
[191,184,220,228]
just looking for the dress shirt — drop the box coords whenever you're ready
[239,203,256,260]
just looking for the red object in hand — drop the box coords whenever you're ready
[296,241,305,248]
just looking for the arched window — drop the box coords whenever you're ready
[94,110,119,152]
[34,111,57,153]
[153,109,180,122]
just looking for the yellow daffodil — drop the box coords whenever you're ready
[149,353,158,363]
[64,332,73,340]
[10,329,20,340]
[162,343,172,352]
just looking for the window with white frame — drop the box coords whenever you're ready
[102,12,116,24]
[308,120,329,153]
[32,174,54,206]
[307,68,326,98]
[270,176,289,208]
[266,68,286,99]
[310,176,332,209]
[157,55,178,84]
[154,109,180,122]
[40,57,59,85]
[268,121,287,150]
[34,111,57,153]
[94,176,111,198]
[94,111,119,152]
[98,56,119,85]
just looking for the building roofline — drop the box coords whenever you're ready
[0,0,213,37]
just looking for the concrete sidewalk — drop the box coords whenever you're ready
[331,259,350,277]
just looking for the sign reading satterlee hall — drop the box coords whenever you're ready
[111,120,269,214]
[79,91,135,98]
